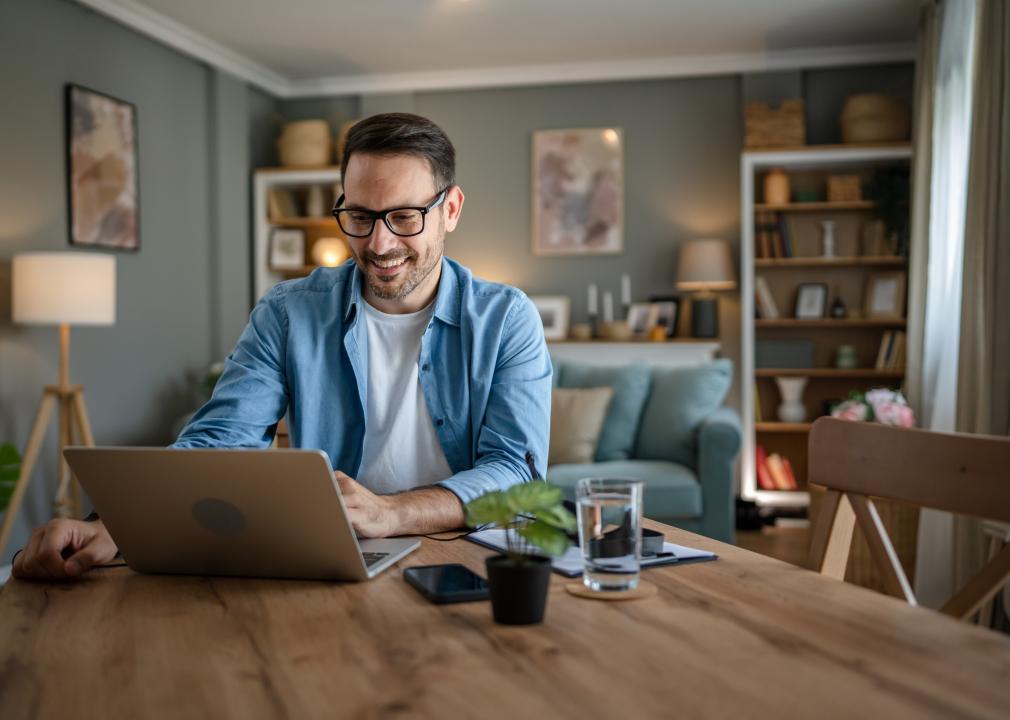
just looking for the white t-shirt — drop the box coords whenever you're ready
[356,300,453,494]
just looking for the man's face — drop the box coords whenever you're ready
[342,153,460,306]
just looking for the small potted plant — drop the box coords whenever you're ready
[465,481,576,625]
[0,443,20,513]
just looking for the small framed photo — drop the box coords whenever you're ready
[864,272,906,319]
[794,283,828,319]
[626,302,659,336]
[649,295,680,338]
[269,228,306,269]
[529,295,570,341]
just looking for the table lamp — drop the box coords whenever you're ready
[676,239,736,338]
[0,252,116,554]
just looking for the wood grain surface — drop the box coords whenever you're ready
[2,521,1009,719]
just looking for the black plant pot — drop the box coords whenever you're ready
[485,554,552,625]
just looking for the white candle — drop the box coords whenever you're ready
[603,291,614,323]
[621,274,631,306]
[588,284,598,315]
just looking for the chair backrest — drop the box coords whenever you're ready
[807,417,1010,620]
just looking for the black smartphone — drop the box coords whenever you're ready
[403,563,490,604]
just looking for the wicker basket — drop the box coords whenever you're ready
[745,100,806,148]
[278,120,332,168]
[840,94,909,144]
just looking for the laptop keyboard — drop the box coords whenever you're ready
[362,551,390,567]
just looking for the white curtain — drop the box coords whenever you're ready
[911,0,979,608]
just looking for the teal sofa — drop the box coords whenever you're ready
[547,358,741,543]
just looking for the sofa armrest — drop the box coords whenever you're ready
[697,407,742,543]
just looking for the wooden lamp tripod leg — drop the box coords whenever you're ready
[0,392,57,557]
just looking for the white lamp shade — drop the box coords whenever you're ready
[311,238,349,267]
[675,239,737,292]
[13,252,116,325]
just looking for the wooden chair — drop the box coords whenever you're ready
[807,417,1010,620]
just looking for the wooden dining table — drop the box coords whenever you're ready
[2,519,1009,719]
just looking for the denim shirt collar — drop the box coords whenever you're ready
[342,257,461,327]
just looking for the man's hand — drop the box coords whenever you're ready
[334,472,466,537]
[12,519,118,580]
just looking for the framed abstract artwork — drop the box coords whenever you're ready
[531,127,623,256]
[66,84,140,251]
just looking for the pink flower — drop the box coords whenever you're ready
[874,402,916,428]
[832,401,869,422]
[865,388,902,409]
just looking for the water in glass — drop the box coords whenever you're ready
[576,478,643,592]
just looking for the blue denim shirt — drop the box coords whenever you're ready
[174,257,552,505]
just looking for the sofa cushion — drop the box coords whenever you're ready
[556,360,651,462]
[548,387,614,465]
[635,359,733,468]
[547,460,702,520]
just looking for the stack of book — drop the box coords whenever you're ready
[755,211,795,259]
[756,445,799,490]
[875,330,906,370]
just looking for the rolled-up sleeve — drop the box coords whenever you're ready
[437,295,552,505]
[173,287,290,449]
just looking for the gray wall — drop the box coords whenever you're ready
[0,0,270,556]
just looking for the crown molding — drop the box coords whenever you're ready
[285,43,916,98]
[75,1,915,100]
[75,0,289,96]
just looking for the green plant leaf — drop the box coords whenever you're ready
[504,481,562,513]
[518,520,571,557]
[534,504,576,532]
[465,490,512,527]
[0,443,20,513]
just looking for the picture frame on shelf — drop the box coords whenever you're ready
[649,295,680,338]
[66,84,140,251]
[794,283,828,319]
[269,228,306,269]
[531,127,624,256]
[626,302,659,337]
[864,272,906,318]
[529,295,570,341]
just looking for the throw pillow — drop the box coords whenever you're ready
[548,387,615,465]
[557,361,651,461]
[635,358,733,467]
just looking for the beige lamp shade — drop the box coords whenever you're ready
[675,239,737,292]
[311,238,349,267]
[12,252,116,325]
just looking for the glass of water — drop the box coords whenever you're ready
[576,477,644,592]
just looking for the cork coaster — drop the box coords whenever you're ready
[565,580,658,601]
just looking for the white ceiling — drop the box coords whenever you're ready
[77,0,922,97]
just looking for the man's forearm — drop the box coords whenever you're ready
[389,486,467,535]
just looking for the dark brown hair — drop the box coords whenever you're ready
[340,113,456,191]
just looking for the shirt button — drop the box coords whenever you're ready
[435,418,444,427]
[421,363,430,372]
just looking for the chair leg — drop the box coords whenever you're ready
[0,393,57,556]
[808,489,856,580]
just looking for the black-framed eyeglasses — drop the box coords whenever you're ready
[331,188,448,238]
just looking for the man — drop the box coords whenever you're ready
[13,113,552,580]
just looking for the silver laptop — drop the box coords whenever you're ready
[63,447,419,581]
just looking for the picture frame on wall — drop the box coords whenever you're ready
[794,283,828,319]
[864,272,906,319]
[269,228,306,269]
[66,84,140,251]
[649,296,681,338]
[529,295,570,341]
[531,127,624,256]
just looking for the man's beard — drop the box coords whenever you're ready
[355,225,444,302]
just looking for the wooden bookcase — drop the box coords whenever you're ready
[252,166,348,302]
[740,145,913,509]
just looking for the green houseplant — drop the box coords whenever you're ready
[0,443,20,514]
[466,481,576,625]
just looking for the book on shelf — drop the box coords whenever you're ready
[754,381,763,422]
[755,276,780,318]
[755,445,798,491]
[874,330,906,370]
[267,187,299,220]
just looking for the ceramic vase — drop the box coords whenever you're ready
[764,168,791,205]
[821,221,836,258]
[775,377,808,423]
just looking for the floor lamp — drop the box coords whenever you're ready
[0,252,116,555]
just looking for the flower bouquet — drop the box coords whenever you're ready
[830,388,915,427]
